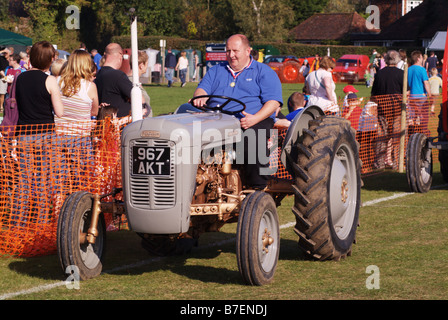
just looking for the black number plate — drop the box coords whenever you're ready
[132,146,171,176]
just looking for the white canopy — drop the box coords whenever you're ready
[427,31,446,51]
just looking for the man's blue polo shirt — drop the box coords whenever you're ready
[197,59,283,119]
[408,64,428,97]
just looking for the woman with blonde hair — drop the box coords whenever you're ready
[57,49,99,125]
[55,49,99,189]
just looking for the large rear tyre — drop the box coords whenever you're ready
[57,191,106,280]
[236,191,280,286]
[291,116,361,260]
[406,133,432,193]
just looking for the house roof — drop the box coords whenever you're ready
[289,12,379,42]
[374,0,448,41]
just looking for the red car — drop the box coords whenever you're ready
[333,54,370,83]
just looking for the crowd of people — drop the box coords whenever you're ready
[165,48,200,87]
[272,48,442,172]
[0,40,155,224]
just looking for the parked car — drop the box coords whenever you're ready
[333,54,370,84]
[265,55,304,83]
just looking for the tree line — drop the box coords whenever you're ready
[1,0,369,52]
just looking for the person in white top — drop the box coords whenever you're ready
[175,50,189,87]
[305,56,339,114]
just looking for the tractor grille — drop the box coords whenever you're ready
[129,139,176,209]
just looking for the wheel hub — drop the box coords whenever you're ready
[341,179,348,203]
[262,228,274,253]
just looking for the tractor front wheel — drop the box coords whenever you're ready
[236,191,280,286]
[406,133,432,193]
[57,191,106,280]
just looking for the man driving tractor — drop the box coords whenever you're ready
[191,34,283,190]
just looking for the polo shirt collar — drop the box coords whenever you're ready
[226,57,254,78]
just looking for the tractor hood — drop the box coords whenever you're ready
[121,112,242,149]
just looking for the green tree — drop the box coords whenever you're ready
[112,0,183,36]
[287,0,329,28]
[228,0,294,41]
[180,0,238,41]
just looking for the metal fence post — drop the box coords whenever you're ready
[399,62,408,173]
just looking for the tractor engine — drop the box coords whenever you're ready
[190,150,243,234]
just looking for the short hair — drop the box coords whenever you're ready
[410,50,423,65]
[288,92,305,113]
[50,58,67,76]
[29,41,56,70]
[319,56,335,70]
[10,53,21,64]
[104,43,123,56]
[98,105,118,120]
[384,50,400,66]
[226,34,250,49]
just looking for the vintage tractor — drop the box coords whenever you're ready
[406,28,448,193]
[56,94,361,286]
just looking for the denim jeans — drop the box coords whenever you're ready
[12,132,57,226]
[166,68,174,86]
[179,68,187,84]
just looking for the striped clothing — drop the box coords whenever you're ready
[55,78,94,136]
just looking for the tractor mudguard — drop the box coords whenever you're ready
[280,105,325,178]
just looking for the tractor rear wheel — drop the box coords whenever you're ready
[406,133,432,193]
[291,116,361,260]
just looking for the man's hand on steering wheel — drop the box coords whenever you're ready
[189,95,246,116]
[189,96,208,108]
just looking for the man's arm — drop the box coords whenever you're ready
[424,80,431,98]
[191,87,209,107]
[240,100,280,130]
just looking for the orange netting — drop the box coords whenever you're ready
[0,117,128,257]
[270,94,441,178]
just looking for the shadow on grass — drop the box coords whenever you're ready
[361,170,447,193]
[7,227,309,285]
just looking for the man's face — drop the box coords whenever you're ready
[226,36,251,72]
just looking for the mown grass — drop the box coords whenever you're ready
[1,81,447,301]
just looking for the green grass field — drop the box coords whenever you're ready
[1,81,447,302]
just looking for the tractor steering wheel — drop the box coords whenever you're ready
[190,95,246,116]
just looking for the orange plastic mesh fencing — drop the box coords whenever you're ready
[339,94,441,174]
[0,117,129,257]
[269,128,293,180]
[270,94,441,177]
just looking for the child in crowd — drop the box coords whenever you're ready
[342,85,359,108]
[428,67,442,115]
[342,92,362,130]
[274,92,307,128]
[50,58,67,76]
[364,69,373,88]
[357,101,378,173]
